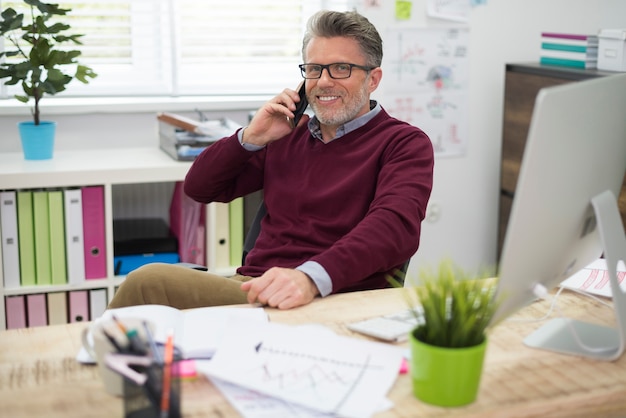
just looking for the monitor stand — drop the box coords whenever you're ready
[523,190,626,361]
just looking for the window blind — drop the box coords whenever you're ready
[0,0,352,98]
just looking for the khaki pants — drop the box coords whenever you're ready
[107,263,253,309]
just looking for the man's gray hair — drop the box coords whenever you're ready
[302,10,383,67]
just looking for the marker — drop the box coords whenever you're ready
[125,328,147,355]
[160,329,175,418]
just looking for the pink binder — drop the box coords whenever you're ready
[5,295,26,329]
[26,293,47,327]
[68,290,89,323]
[81,186,107,279]
[169,181,206,265]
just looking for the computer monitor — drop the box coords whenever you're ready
[491,72,626,361]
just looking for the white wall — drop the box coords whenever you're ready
[0,104,259,151]
[0,0,624,281]
[356,0,626,282]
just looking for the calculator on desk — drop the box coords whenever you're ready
[347,307,424,342]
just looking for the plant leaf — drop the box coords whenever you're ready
[0,0,97,123]
[404,259,501,348]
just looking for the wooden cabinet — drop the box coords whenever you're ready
[498,62,626,259]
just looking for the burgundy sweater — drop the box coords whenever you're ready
[184,108,434,293]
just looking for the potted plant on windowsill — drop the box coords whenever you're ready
[0,0,97,160]
[397,259,500,407]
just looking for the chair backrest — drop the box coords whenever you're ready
[392,260,409,287]
[242,201,267,265]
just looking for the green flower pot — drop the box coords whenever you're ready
[18,121,56,160]
[409,331,487,407]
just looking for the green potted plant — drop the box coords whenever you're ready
[398,259,500,407]
[0,0,97,160]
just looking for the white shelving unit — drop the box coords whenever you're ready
[0,147,233,330]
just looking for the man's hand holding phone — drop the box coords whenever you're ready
[241,83,309,147]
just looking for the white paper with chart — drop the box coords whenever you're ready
[197,319,404,418]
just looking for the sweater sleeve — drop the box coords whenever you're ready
[183,131,265,204]
[309,127,434,293]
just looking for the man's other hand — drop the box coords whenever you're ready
[240,267,320,309]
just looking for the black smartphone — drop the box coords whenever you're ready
[291,82,308,128]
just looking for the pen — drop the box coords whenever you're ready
[111,314,128,335]
[143,320,163,364]
[160,329,174,418]
[101,325,124,352]
[111,314,146,355]
[101,319,130,351]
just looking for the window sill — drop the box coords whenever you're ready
[0,95,272,116]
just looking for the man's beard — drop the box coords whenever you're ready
[311,83,370,126]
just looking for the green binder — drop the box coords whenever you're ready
[229,197,244,266]
[16,190,36,286]
[48,190,67,285]
[33,190,51,285]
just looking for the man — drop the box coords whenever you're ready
[108,10,434,310]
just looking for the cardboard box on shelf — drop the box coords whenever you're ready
[598,29,626,71]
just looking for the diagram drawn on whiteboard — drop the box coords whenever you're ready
[384,28,469,157]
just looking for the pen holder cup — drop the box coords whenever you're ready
[123,360,182,418]
[82,317,156,397]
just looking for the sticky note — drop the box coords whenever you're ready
[174,359,197,379]
[399,357,409,374]
[396,0,412,20]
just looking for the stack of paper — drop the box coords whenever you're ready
[77,305,269,363]
[560,258,626,298]
[158,113,241,161]
[197,319,404,418]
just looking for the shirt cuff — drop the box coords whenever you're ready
[297,261,332,297]
[237,127,265,152]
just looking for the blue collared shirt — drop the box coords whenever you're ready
[308,100,381,143]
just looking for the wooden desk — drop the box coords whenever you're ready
[1,288,625,417]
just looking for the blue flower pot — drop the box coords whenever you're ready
[18,121,56,160]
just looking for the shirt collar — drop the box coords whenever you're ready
[309,100,381,142]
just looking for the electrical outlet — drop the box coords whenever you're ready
[425,200,441,223]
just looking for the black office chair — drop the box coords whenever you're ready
[242,201,267,265]
[391,260,409,287]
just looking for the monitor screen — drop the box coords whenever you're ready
[491,72,626,360]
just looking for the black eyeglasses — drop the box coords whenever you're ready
[298,63,376,79]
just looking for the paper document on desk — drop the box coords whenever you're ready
[559,258,626,298]
[209,375,394,418]
[197,319,403,418]
[77,305,268,363]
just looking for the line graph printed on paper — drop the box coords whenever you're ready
[198,320,405,417]
[247,342,379,411]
